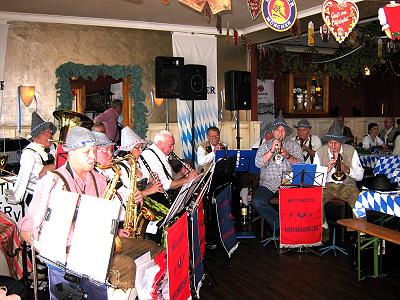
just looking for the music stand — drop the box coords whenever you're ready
[278,165,325,255]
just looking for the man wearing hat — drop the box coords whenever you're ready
[314,120,364,221]
[6,111,57,205]
[291,119,322,164]
[18,126,161,293]
[251,121,273,149]
[253,112,303,235]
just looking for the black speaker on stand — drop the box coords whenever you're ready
[181,64,207,164]
[155,56,184,129]
[224,70,252,149]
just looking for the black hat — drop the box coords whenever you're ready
[361,174,398,192]
[271,111,292,136]
[321,120,351,144]
[29,111,57,141]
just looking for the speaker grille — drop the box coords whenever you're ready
[224,70,252,110]
[155,56,184,98]
[181,64,207,100]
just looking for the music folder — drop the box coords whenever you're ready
[281,164,326,187]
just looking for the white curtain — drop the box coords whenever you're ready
[0,22,9,124]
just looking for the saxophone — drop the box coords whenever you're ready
[97,162,123,254]
[124,155,156,239]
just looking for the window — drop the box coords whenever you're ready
[288,73,329,114]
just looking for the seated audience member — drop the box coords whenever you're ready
[18,126,162,292]
[362,122,387,153]
[92,121,107,133]
[140,130,197,192]
[197,126,227,172]
[94,99,123,143]
[6,111,56,205]
[396,118,400,129]
[314,121,364,226]
[378,116,399,147]
[392,131,400,155]
[251,122,273,149]
[291,119,322,164]
[337,115,354,145]
[253,112,303,235]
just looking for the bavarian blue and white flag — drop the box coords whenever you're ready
[172,33,218,164]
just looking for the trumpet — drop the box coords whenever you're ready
[272,140,283,164]
[331,153,347,181]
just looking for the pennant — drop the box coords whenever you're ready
[247,0,261,20]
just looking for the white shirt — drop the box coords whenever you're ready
[393,135,400,155]
[196,144,216,167]
[314,146,364,183]
[362,134,384,149]
[140,143,173,190]
[12,142,56,202]
[291,135,322,164]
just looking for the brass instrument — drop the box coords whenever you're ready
[331,153,347,181]
[272,140,283,164]
[98,162,123,254]
[169,151,194,173]
[140,155,172,205]
[299,138,305,149]
[124,154,156,239]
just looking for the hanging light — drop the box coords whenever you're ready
[364,67,371,76]
[153,89,164,107]
[19,85,35,107]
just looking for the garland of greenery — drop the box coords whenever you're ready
[257,21,392,86]
[55,62,148,137]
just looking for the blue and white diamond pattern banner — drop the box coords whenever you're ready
[354,190,400,218]
[373,155,400,183]
[172,33,218,162]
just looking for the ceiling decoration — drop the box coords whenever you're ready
[178,0,231,14]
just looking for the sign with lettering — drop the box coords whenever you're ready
[0,182,23,223]
[261,0,298,32]
[190,205,204,297]
[322,0,359,44]
[166,212,191,300]
[279,187,322,247]
[0,80,4,90]
[248,0,262,20]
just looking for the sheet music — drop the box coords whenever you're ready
[135,251,160,300]
[38,190,80,264]
[67,195,120,283]
[315,166,328,187]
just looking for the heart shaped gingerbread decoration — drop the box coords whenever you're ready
[322,0,359,44]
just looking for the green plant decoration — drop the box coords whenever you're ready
[55,62,148,137]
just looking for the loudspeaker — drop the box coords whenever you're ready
[181,64,207,100]
[155,56,184,98]
[224,70,252,110]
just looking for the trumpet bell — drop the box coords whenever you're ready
[332,171,346,181]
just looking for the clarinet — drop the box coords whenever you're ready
[139,155,172,204]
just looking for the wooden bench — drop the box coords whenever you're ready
[337,218,400,281]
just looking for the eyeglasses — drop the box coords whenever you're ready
[134,146,144,150]
[98,148,113,154]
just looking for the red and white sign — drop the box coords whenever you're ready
[279,187,323,247]
[321,0,359,44]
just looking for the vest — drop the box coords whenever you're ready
[317,144,356,186]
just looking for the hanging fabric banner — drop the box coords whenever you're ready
[190,204,204,298]
[214,184,238,257]
[279,187,323,248]
[166,212,191,300]
[0,23,9,124]
[172,33,218,163]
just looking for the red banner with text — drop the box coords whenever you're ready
[279,187,322,247]
[166,212,191,300]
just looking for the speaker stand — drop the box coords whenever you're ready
[191,99,195,166]
[165,98,169,130]
[236,109,241,149]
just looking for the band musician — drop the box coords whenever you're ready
[314,121,364,224]
[18,126,161,293]
[6,111,57,206]
[253,113,303,235]
[197,126,227,173]
[291,119,322,164]
[140,130,197,198]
